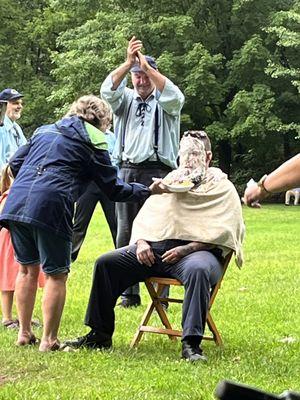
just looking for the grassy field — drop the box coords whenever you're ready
[0,205,299,399]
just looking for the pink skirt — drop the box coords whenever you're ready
[0,228,45,291]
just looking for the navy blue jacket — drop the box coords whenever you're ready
[0,116,150,240]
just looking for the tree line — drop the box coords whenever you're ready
[1,0,299,192]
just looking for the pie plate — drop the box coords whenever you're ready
[164,183,194,193]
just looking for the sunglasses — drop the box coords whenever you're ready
[183,131,207,139]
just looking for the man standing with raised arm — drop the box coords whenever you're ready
[101,36,185,307]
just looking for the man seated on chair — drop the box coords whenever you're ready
[65,131,245,362]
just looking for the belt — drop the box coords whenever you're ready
[120,160,172,171]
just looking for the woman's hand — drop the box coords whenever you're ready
[149,178,170,195]
[136,240,155,267]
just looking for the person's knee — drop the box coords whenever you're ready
[18,264,28,277]
[183,252,222,287]
[185,262,209,283]
[95,253,111,269]
[19,264,40,280]
[93,252,115,278]
[45,272,68,283]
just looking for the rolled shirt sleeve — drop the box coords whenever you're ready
[101,74,128,115]
[157,78,185,116]
[100,73,184,169]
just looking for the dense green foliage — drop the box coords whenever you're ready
[1,0,300,187]
[0,205,299,399]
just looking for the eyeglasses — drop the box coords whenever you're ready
[183,131,207,139]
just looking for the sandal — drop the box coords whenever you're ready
[49,341,61,351]
[16,334,38,346]
[2,319,19,329]
[39,341,61,352]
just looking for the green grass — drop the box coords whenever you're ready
[0,205,299,399]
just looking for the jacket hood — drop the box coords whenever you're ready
[55,116,91,145]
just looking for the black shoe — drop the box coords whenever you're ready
[182,342,207,362]
[62,330,112,350]
[118,294,141,308]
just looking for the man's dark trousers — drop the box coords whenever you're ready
[72,181,117,261]
[84,240,223,339]
[116,163,171,298]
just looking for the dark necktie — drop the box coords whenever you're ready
[135,102,152,126]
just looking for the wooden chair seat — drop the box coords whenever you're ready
[130,251,233,348]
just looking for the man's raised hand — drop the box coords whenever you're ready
[127,36,143,66]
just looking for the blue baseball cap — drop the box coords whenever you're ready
[130,55,158,73]
[0,88,24,102]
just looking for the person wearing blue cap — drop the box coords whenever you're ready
[0,89,26,171]
[101,36,185,307]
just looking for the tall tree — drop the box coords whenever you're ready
[2,0,299,190]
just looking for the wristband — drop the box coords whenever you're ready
[257,174,272,194]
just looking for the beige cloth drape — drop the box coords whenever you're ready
[130,168,245,267]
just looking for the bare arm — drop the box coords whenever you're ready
[264,154,300,192]
[111,36,142,90]
[162,242,215,264]
[243,153,300,206]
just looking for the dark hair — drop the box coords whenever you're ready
[183,130,211,152]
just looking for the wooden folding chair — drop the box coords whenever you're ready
[130,251,233,348]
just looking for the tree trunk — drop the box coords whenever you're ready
[283,133,291,160]
[217,140,232,177]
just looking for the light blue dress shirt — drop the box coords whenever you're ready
[101,75,184,169]
[105,129,117,164]
[0,115,26,170]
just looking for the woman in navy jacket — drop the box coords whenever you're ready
[0,95,166,352]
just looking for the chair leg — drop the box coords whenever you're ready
[131,281,179,347]
[130,302,156,348]
[146,281,177,341]
[206,311,223,346]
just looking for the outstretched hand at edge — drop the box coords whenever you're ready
[149,178,170,195]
